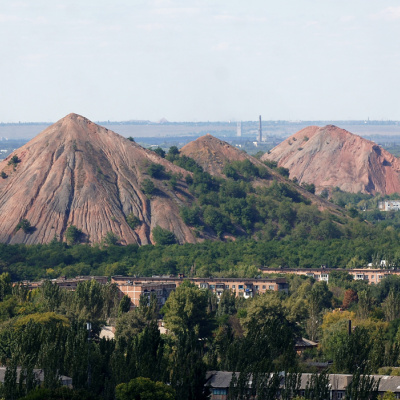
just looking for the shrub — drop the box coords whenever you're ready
[147,163,167,179]
[127,136,135,142]
[8,155,20,166]
[276,166,290,178]
[15,218,32,234]
[142,179,155,195]
[263,159,278,169]
[126,213,141,229]
[103,231,119,245]
[153,147,166,158]
[1,171,7,179]
[301,182,316,194]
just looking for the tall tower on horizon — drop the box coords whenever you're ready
[237,121,242,137]
[258,115,262,142]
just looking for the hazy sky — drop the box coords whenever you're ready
[1,0,400,122]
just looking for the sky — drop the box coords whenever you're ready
[1,0,400,123]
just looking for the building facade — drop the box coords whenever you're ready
[111,276,289,307]
[379,200,400,211]
[206,371,400,400]
[261,267,399,285]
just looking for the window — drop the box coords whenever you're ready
[269,285,274,290]
[209,285,215,289]
[232,285,236,289]
[262,285,266,289]
[226,285,229,289]
[371,275,374,279]
[337,392,344,399]
[212,389,227,395]
[255,285,259,290]
[239,285,244,290]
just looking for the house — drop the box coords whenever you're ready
[379,201,400,211]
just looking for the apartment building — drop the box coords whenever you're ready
[111,276,288,307]
[262,267,397,285]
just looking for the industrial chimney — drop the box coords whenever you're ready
[258,115,262,142]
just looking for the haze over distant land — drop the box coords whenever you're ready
[1,1,400,122]
[1,120,400,141]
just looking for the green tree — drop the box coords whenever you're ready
[0,272,12,301]
[8,155,20,166]
[304,370,330,400]
[116,377,175,400]
[383,290,400,322]
[118,295,131,317]
[152,226,177,245]
[147,163,167,179]
[166,146,180,162]
[162,282,209,337]
[103,231,119,246]
[141,179,155,195]
[65,225,83,245]
[345,366,380,400]
[15,219,32,234]
[170,332,209,400]
[126,213,141,230]
[153,147,166,158]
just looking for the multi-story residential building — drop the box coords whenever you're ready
[21,275,108,290]
[111,276,288,307]
[261,267,397,285]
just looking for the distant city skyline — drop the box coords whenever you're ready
[1,0,400,123]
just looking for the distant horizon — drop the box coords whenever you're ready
[1,118,400,125]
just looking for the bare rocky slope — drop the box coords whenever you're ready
[261,125,400,195]
[180,134,343,213]
[0,113,198,245]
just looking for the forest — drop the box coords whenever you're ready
[2,271,400,399]
[2,148,400,282]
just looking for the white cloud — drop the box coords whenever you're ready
[339,15,355,23]
[212,42,230,51]
[136,22,165,32]
[213,14,267,23]
[371,6,400,21]
[0,14,22,23]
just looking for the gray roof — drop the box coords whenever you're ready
[206,371,400,393]
[206,371,234,388]
[0,367,72,387]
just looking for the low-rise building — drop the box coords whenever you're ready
[379,200,400,211]
[206,371,400,400]
[0,367,72,388]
